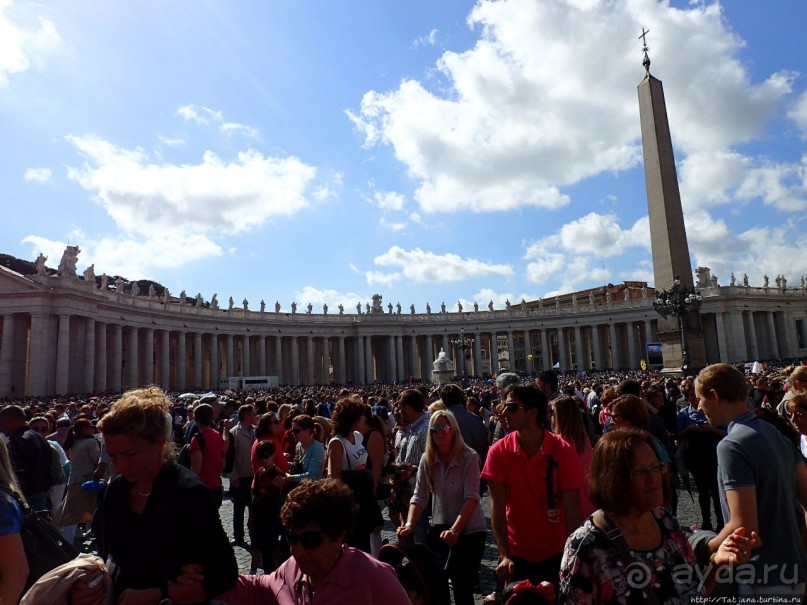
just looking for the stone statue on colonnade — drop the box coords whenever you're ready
[83,264,95,281]
[743,273,749,287]
[730,273,736,286]
[488,300,494,312]
[338,304,344,315]
[34,252,48,275]
[100,274,108,290]
[57,245,80,278]
[474,302,479,312]
[306,303,313,314]
[148,284,156,300]
[228,296,234,310]
[196,293,203,306]
[276,301,281,313]
[410,303,415,314]
[179,290,186,304]
[371,294,383,313]
[388,303,393,314]
[396,302,401,314]
[589,292,594,305]
[291,302,297,314]
[763,275,769,289]
[323,303,328,314]
[243,298,249,311]
[211,294,219,309]
[426,303,431,315]
[457,301,462,313]
[132,282,140,297]
[260,300,265,312]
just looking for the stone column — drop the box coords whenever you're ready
[608,323,619,369]
[338,336,346,384]
[540,330,550,370]
[396,335,405,382]
[127,326,138,389]
[0,315,15,397]
[626,322,638,370]
[574,326,584,370]
[143,327,154,386]
[160,330,170,390]
[644,319,656,344]
[258,336,267,376]
[176,332,186,391]
[557,328,568,372]
[742,312,758,361]
[728,311,748,362]
[591,325,604,370]
[27,314,50,396]
[110,324,123,393]
[96,322,107,393]
[226,335,235,378]
[322,336,330,384]
[473,332,483,377]
[209,334,219,389]
[356,335,366,385]
[304,336,313,385]
[364,336,373,383]
[409,334,418,380]
[242,335,251,377]
[290,337,300,386]
[56,314,71,394]
[524,330,533,374]
[83,318,96,393]
[507,331,515,372]
[387,335,396,382]
[274,336,283,383]
[713,312,728,362]
[490,332,500,375]
[778,312,795,359]
[765,312,779,359]
[441,334,449,358]
[194,332,203,387]
[424,335,434,381]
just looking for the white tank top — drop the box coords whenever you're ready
[329,431,368,470]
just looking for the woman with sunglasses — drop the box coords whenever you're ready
[397,409,486,605]
[190,479,411,605]
[284,414,325,486]
[559,429,759,605]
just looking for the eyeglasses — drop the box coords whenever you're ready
[285,529,329,549]
[630,462,667,479]
[430,424,452,433]
[503,403,525,413]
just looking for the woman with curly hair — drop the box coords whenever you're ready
[327,397,382,553]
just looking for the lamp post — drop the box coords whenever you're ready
[652,275,703,371]
[449,327,475,381]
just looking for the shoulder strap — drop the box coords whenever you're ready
[592,510,662,605]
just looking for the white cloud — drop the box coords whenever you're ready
[65,134,317,240]
[412,29,439,48]
[348,263,360,274]
[365,270,401,288]
[220,122,259,139]
[349,0,793,214]
[379,218,407,231]
[373,189,405,211]
[175,104,223,124]
[789,91,807,139]
[471,288,538,310]
[0,1,60,86]
[524,212,648,284]
[157,135,186,147]
[372,245,513,283]
[23,167,51,182]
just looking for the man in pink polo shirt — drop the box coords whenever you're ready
[482,384,582,591]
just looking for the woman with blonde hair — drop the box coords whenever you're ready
[0,438,28,603]
[397,410,486,605]
[778,365,807,419]
[553,397,595,518]
[92,386,237,604]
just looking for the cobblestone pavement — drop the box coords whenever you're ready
[218,478,713,604]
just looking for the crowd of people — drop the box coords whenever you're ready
[0,361,806,604]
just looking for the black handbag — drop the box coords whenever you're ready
[5,488,80,590]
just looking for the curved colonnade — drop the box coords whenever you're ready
[0,267,806,397]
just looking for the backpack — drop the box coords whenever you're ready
[177,432,206,468]
[222,429,236,475]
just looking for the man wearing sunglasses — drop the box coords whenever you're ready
[481,384,582,593]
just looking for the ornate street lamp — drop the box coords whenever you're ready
[449,327,475,381]
[652,276,703,370]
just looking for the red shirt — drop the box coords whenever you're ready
[189,427,224,489]
[481,430,583,562]
[250,435,289,474]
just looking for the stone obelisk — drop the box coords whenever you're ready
[637,33,705,370]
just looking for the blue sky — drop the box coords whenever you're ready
[2,0,807,314]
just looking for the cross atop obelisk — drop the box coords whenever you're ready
[639,28,651,75]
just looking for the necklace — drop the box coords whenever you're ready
[134,487,152,497]
[614,515,654,533]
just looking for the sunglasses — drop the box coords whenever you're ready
[285,529,329,549]
[430,424,452,433]
[630,461,668,479]
[503,403,524,413]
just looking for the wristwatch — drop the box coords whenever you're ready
[158,583,172,605]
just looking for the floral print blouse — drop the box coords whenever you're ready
[559,507,702,605]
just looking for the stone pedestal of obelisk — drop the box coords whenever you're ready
[638,73,706,372]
